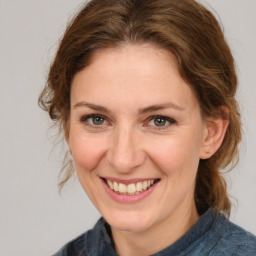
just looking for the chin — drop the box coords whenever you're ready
[104,210,155,233]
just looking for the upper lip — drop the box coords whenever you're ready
[101,176,160,185]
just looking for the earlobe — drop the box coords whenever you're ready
[200,111,229,159]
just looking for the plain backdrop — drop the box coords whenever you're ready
[0,0,255,255]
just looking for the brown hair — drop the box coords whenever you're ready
[39,0,241,216]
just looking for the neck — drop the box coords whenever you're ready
[111,204,199,256]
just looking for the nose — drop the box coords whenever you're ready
[106,125,145,173]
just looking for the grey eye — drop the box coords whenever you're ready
[154,117,167,127]
[82,115,106,126]
[90,116,105,125]
[147,115,175,128]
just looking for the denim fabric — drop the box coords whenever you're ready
[53,209,256,256]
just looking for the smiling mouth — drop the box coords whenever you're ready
[102,178,160,195]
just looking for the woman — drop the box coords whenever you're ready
[39,0,256,255]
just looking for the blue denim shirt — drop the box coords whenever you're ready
[53,209,256,255]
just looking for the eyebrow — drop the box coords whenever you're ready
[73,101,185,113]
[73,102,110,113]
[138,103,185,114]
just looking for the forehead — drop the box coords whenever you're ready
[71,44,198,112]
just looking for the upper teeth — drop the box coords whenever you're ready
[106,179,155,195]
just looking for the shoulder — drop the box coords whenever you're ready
[209,216,256,256]
[52,218,113,256]
[52,228,95,256]
[53,232,87,256]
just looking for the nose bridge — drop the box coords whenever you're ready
[107,123,144,173]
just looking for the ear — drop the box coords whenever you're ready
[200,108,229,159]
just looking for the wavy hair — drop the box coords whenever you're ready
[39,0,241,216]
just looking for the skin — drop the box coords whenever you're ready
[66,44,228,256]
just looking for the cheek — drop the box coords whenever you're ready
[71,133,107,171]
[147,133,201,177]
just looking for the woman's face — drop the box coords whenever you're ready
[68,44,208,233]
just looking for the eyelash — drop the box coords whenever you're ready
[80,114,108,128]
[80,114,176,130]
[147,115,176,129]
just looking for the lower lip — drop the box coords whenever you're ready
[101,179,159,203]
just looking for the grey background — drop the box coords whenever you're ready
[0,0,255,255]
